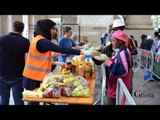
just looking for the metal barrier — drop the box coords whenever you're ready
[133,48,160,86]
[116,78,136,105]
[153,53,160,80]
[101,63,107,105]
[93,65,103,105]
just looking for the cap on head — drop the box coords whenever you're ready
[112,19,125,28]
[111,30,127,42]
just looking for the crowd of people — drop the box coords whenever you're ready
[140,31,160,54]
[1,17,158,105]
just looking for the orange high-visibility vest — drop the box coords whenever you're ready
[23,35,52,81]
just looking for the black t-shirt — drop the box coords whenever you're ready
[0,32,30,78]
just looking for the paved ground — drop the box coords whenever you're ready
[132,66,160,105]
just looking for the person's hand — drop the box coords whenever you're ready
[53,52,61,58]
[57,62,66,67]
[94,55,109,61]
[80,49,84,55]
[91,50,98,57]
[54,62,66,67]
[83,44,89,48]
[81,49,98,57]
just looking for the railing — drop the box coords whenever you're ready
[101,63,107,105]
[133,48,160,86]
[116,78,136,105]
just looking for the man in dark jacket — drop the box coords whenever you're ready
[0,21,30,105]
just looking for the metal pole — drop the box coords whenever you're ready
[101,63,106,105]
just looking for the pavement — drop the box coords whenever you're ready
[132,66,160,105]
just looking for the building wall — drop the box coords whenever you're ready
[125,15,154,46]
[0,15,155,46]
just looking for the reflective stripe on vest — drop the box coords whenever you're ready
[25,64,51,73]
[28,53,52,61]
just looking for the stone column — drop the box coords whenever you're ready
[5,15,12,34]
[61,15,77,24]
[3,15,23,34]
[125,15,154,46]
[0,15,5,35]
[28,15,36,41]
[12,15,22,22]
[61,15,78,38]
[0,15,15,35]
[28,15,48,41]
[22,15,29,38]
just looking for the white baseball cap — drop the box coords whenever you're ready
[112,19,125,28]
[147,35,153,40]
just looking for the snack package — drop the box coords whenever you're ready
[23,90,43,98]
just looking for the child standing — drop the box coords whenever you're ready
[94,30,133,105]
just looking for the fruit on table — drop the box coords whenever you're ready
[37,73,91,98]
[63,77,76,84]
[23,90,43,98]
[43,85,61,98]
[76,76,88,85]
[51,85,61,98]
[61,85,74,97]
[59,68,71,75]
[72,78,88,87]
[71,85,90,97]
[73,80,82,87]
[43,85,54,98]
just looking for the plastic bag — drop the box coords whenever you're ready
[61,85,74,97]
[41,65,63,87]
[51,85,61,98]
[76,76,88,86]
[23,90,43,98]
[43,85,61,98]
[71,85,90,97]
[52,65,62,75]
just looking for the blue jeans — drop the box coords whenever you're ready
[0,77,24,105]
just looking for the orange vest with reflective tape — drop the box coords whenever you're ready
[23,35,52,81]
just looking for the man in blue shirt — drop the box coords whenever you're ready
[58,26,82,62]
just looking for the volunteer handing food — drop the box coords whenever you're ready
[22,19,96,105]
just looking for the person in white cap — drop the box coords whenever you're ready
[156,29,160,54]
[111,19,137,96]
[145,35,154,50]
[151,31,160,53]
[97,24,112,51]
[112,19,125,30]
